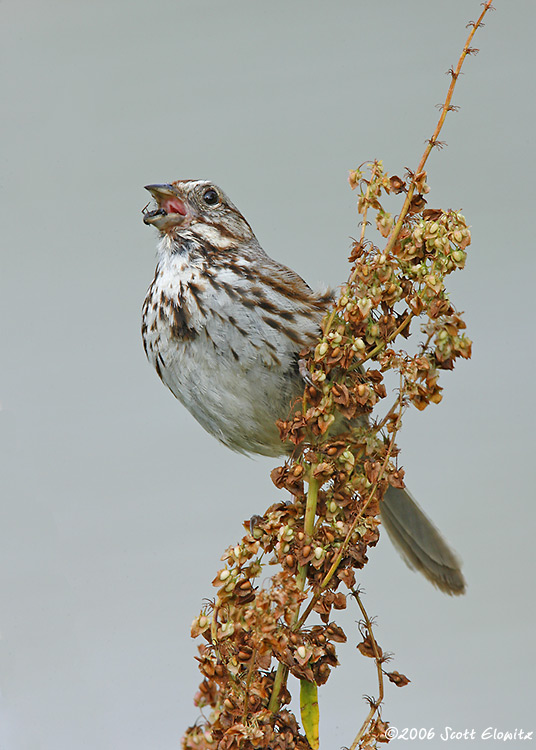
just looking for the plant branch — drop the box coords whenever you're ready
[349,589,385,750]
[384,0,493,257]
[359,311,414,366]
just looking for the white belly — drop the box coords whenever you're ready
[142,255,315,456]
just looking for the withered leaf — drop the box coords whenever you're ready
[332,592,347,610]
[386,670,411,687]
[422,208,443,220]
[389,468,405,489]
[408,193,427,213]
[332,382,351,405]
[325,622,347,643]
[390,175,406,193]
[270,466,287,488]
[364,460,382,484]
[357,637,382,659]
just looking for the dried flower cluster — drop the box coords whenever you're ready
[182,4,492,747]
[182,161,471,750]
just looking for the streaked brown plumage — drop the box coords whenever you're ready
[142,179,465,595]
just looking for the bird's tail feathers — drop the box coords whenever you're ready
[380,486,466,596]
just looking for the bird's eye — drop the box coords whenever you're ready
[202,188,219,206]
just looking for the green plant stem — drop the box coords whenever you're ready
[268,662,289,714]
[297,475,319,590]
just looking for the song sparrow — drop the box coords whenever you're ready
[141,179,465,595]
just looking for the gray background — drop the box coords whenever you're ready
[1,1,534,748]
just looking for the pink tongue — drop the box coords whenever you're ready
[162,197,187,215]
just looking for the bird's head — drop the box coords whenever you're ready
[142,180,254,248]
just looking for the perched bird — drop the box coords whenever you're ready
[141,179,465,595]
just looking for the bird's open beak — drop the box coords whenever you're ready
[142,184,188,230]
